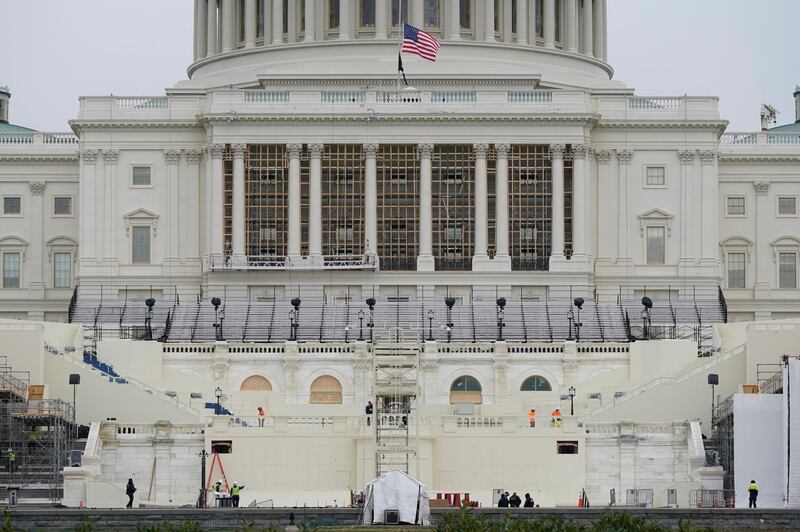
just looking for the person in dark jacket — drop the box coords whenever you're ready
[523,493,534,507]
[125,478,136,508]
[498,492,510,507]
[509,492,521,507]
[365,401,373,426]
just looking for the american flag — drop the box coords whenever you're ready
[402,23,440,62]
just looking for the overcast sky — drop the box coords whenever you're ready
[1,0,798,132]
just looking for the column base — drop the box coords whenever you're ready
[471,254,512,272]
[549,254,592,273]
[417,254,435,272]
[27,283,45,300]
[306,253,324,268]
[754,282,771,299]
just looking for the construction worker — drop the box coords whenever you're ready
[7,449,15,476]
[125,478,136,508]
[213,480,224,507]
[257,406,266,427]
[748,479,759,508]
[550,408,561,426]
[528,408,536,428]
[554,417,562,428]
[231,481,244,507]
[365,401,373,427]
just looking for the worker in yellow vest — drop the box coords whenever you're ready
[231,481,245,507]
[747,480,759,508]
[528,408,536,428]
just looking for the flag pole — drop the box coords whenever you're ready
[396,1,405,91]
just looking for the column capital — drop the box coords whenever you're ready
[678,149,696,165]
[616,150,633,165]
[494,144,510,159]
[185,149,204,164]
[474,143,490,158]
[364,143,379,157]
[699,150,717,164]
[80,150,99,164]
[232,144,247,159]
[550,144,566,159]
[572,144,589,159]
[308,143,324,157]
[594,149,612,164]
[209,144,226,159]
[29,182,46,196]
[287,144,303,158]
[418,143,434,158]
[754,181,770,196]
[164,149,182,164]
[103,150,119,164]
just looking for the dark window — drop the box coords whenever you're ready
[211,440,233,454]
[557,441,579,454]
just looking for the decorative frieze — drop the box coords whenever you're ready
[231,144,247,159]
[572,144,589,159]
[208,144,225,159]
[307,144,324,157]
[699,150,716,164]
[678,149,696,165]
[494,143,510,159]
[103,150,119,164]
[163,150,181,164]
[80,150,99,164]
[418,143,434,158]
[286,143,303,158]
[594,149,612,164]
[549,144,566,159]
[753,181,770,195]
[473,143,489,158]
[616,150,633,165]
[29,182,46,196]
[184,149,204,164]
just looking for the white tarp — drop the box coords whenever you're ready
[786,358,800,507]
[362,469,430,525]
[734,393,784,508]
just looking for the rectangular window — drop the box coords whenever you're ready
[511,0,517,33]
[53,197,72,216]
[727,252,745,289]
[360,0,375,27]
[132,166,152,187]
[779,252,797,289]
[494,0,502,32]
[535,0,543,38]
[3,253,20,288]
[646,226,665,264]
[328,0,340,29]
[132,226,151,264]
[54,252,71,288]
[446,223,463,243]
[459,0,472,30]
[778,197,797,216]
[392,0,409,26]
[645,166,665,186]
[3,197,21,215]
[726,196,745,216]
[557,441,579,455]
[424,0,440,28]
[520,224,537,242]
[257,0,265,38]
[282,0,289,34]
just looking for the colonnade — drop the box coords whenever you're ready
[207,143,588,270]
[193,0,608,63]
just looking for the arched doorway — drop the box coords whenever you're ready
[449,375,482,404]
[240,375,273,392]
[310,375,343,404]
[520,375,552,392]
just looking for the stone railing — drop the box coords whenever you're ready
[114,97,169,110]
[720,131,800,145]
[0,132,78,145]
[627,97,684,110]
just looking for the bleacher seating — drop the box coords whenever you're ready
[69,294,727,344]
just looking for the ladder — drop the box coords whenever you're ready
[373,340,419,477]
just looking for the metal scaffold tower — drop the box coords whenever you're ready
[0,358,74,504]
[373,341,419,477]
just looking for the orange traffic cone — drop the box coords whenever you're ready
[79,500,85,509]
[578,492,583,508]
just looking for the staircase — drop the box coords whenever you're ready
[373,343,419,477]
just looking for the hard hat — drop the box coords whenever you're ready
[233,481,238,485]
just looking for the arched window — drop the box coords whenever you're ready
[240,375,273,392]
[450,376,482,404]
[520,375,552,392]
[310,375,343,404]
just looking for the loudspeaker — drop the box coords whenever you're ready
[707,374,719,386]
[69,374,80,385]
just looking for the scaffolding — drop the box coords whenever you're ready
[0,358,74,504]
[373,342,419,478]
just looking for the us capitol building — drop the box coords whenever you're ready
[0,0,799,510]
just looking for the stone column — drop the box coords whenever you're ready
[484,0,496,42]
[700,151,718,263]
[272,0,283,44]
[262,0,272,45]
[184,150,204,264]
[543,0,555,48]
[209,144,225,259]
[376,0,389,38]
[550,144,566,261]
[448,0,461,40]
[473,143,490,265]
[245,0,257,47]
[516,0,528,44]
[678,150,695,266]
[572,144,587,260]
[221,0,235,52]
[164,150,181,265]
[417,143,435,271]
[411,0,424,28]
[617,150,632,263]
[594,150,616,262]
[581,0,593,55]
[103,150,119,262]
[593,0,604,59]
[754,182,771,298]
[195,0,208,60]
[565,0,578,52]
[494,144,511,268]
[308,144,323,262]
[304,0,316,41]
[28,182,45,297]
[79,151,98,263]
[231,144,246,261]
[340,0,353,40]
[207,0,218,56]
[364,144,379,259]
[287,144,302,262]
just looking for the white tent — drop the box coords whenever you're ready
[362,469,431,525]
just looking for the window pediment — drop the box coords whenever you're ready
[770,236,800,263]
[47,236,78,263]
[123,208,159,236]
[637,208,673,236]
[0,235,28,260]
[720,236,753,263]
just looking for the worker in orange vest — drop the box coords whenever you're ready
[528,408,536,427]
[551,408,561,427]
